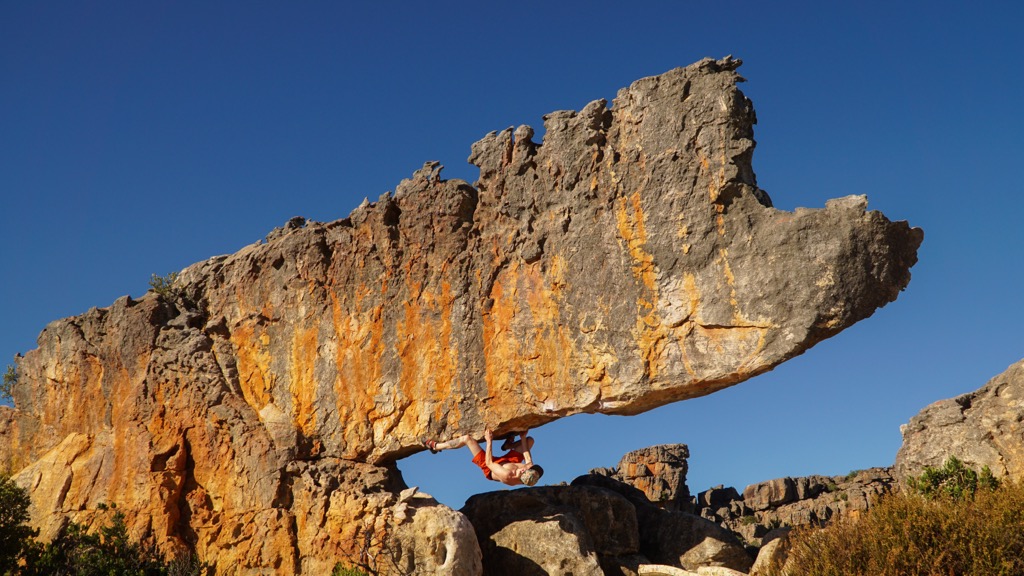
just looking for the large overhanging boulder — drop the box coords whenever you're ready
[1,57,921,572]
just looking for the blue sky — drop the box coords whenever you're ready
[2,2,1022,509]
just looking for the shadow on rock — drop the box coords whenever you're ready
[460,475,752,576]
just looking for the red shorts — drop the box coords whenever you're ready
[472,449,524,480]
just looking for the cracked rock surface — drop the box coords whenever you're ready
[895,358,1024,481]
[1,57,921,573]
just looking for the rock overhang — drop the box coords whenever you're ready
[1,57,922,573]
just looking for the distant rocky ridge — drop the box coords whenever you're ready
[584,446,895,563]
[448,443,900,575]
[555,350,1024,574]
[701,468,896,546]
[0,57,922,574]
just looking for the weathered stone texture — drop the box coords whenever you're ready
[895,358,1024,482]
[462,478,753,575]
[461,484,638,575]
[593,444,692,512]
[747,530,791,576]
[696,468,897,546]
[572,474,753,573]
[2,57,921,572]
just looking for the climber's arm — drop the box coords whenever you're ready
[483,429,513,483]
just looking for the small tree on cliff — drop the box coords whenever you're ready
[0,473,37,574]
[1,365,17,404]
[148,272,181,301]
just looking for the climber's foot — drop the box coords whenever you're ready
[423,439,439,454]
[500,434,517,452]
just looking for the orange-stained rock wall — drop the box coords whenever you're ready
[2,58,920,573]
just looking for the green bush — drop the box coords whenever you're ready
[20,511,174,576]
[768,472,1024,576]
[0,476,205,576]
[332,564,371,576]
[907,455,999,500]
[0,474,37,574]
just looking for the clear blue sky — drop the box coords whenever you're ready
[2,2,1022,509]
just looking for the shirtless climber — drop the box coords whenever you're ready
[424,429,544,487]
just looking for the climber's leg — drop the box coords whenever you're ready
[425,434,482,456]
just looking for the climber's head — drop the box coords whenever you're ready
[520,465,544,487]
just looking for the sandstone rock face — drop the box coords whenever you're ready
[2,57,920,572]
[572,474,753,573]
[5,292,482,574]
[697,468,896,546]
[748,530,791,576]
[460,485,639,576]
[462,477,753,575]
[0,406,26,472]
[895,358,1024,481]
[593,444,692,512]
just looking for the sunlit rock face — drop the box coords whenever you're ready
[895,358,1024,482]
[1,57,921,573]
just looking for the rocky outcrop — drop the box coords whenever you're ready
[456,447,897,575]
[573,474,754,573]
[747,530,791,576]
[1,57,921,572]
[895,358,1024,482]
[592,444,693,512]
[695,468,897,546]
[461,477,752,576]
[592,445,898,549]
[460,485,640,575]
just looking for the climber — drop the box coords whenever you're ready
[424,428,544,487]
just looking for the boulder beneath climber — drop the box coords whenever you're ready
[572,474,753,573]
[461,484,638,575]
[461,478,753,576]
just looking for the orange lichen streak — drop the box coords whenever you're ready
[613,179,775,391]
[395,271,460,437]
[482,252,575,423]
[615,189,668,381]
[290,321,319,437]
[230,319,275,410]
[330,283,384,459]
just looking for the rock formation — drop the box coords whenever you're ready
[571,474,754,573]
[695,468,897,546]
[592,443,897,551]
[591,444,693,512]
[460,484,643,575]
[895,357,1024,482]
[0,57,921,573]
[456,472,753,575]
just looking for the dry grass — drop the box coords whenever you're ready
[768,480,1024,576]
